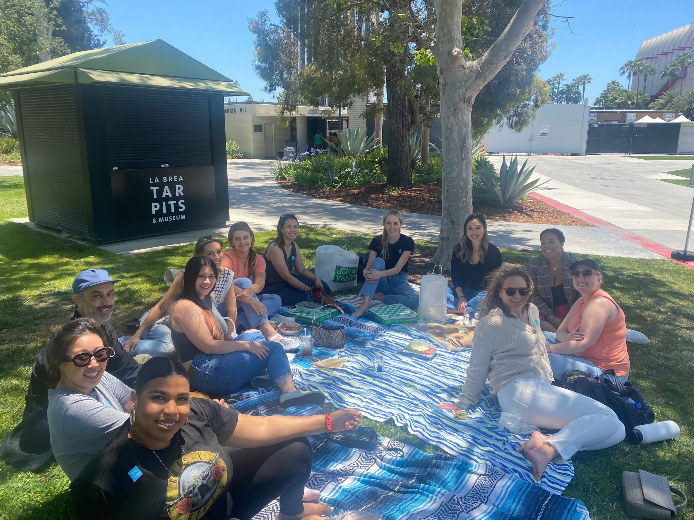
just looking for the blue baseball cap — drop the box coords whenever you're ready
[72,269,121,294]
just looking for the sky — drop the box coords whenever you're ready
[103,0,694,105]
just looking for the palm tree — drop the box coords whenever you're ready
[673,52,694,94]
[548,73,565,103]
[652,90,680,110]
[620,60,635,90]
[640,64,656,107]
[573,74,593,102]
[661,62,682,92]
[631,57,647,97]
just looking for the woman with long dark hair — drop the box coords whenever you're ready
[168,256,323,407]
[221,222,281,338]
[448,213,502,313]
[351,210,418,317]
[72,357,361,520]
[261,214,331,306]
[443,264,624,481]
[123,235,237,356]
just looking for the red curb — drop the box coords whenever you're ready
[529,192,694,271]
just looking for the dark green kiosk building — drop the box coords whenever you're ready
[0,40,247,241]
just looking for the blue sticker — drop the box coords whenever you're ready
[292,256,295,260]
[128,466,143,482]
[535,319,540,325]
[103,402,111,407]
[399,249,402,253]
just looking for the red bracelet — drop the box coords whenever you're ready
[325,414,332,432]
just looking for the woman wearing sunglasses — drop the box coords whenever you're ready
[443,264,624,481]
[72,357,362,520]
[545,259,630,383]
[526,228,581,332]
[261,214,331,306]
[47,318,132,480]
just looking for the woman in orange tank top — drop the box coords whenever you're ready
[545,259,630,382]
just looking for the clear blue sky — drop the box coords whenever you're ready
[104,0,694,105]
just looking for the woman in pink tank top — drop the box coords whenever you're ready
[546,259,630,381]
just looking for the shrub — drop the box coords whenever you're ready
[225,140,244,159]
[413,153,441,185]
[474,155,546,207]
[273,153,385,189]
[0,136,21,162]
[0,103,18,139]
[328,128,378,156]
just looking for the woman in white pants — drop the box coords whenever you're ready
[445,264,624,481]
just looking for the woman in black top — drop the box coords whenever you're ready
[71,357,362,520]
[352,210,419,317]
[261,214,331,307]
[448,214,502,313]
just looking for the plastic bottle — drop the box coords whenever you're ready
[374,354,383,373]
[620,397,641,409]
[626,420,680,445]
[466,304,474,325]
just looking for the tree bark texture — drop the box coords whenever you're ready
[374,87,384,148]
[385,64,413,187]
[431,0,547,266]
[421,121,431,164]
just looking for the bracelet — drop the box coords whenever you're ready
[325,413,332,432]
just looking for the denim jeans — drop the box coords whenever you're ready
[544,333,628,384]
[189,340,291,396]
[264,274,332,307]
[232,278,282,329]
[359,257,419,310]
[497,378,625,461]
[446,287,486,312]
[130,310,175,358]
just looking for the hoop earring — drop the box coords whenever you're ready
[130,410,136,426]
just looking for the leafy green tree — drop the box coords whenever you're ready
[593,80,646,109]
[652,90,694,120]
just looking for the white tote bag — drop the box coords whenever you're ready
[418,274,448,322]
[314,245,359,292]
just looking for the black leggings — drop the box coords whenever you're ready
[228,437,313,520]
[264,275,332,307]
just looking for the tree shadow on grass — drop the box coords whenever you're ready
[13,490,71,520]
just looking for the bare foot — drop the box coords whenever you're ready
[351,303,370,318]
[259,321,277,340]
[276,502,333,519]
[517,430,550,456]
[525,443,557,481]
[302,487,321,502]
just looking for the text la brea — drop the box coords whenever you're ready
[150,176,185,223]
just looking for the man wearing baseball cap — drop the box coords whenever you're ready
[0,269,140,471]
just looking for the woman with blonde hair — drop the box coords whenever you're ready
[443,264,624,481]
[448,213,502,313]
[352,210,419,317]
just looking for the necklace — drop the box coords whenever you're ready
[130,427,183,478]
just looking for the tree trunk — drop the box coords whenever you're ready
[385,64,412,187]
[374,87,384,148]
[421,121,431,164]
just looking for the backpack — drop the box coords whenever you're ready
[552,370,655,431]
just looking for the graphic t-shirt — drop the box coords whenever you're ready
[368,234,415,272]
[72,398,239,520]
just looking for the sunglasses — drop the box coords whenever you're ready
[66,347,115,367]
[570,269,597,278]
[502,287,530,297]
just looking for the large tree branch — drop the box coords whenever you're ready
[472,0,547,91]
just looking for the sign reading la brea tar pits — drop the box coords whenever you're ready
[111,166,217,237]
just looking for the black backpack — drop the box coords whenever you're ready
[552,370,655,431]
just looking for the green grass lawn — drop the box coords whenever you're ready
[1,176,693,519]
[632,155,694,161]
[660,168,694,188]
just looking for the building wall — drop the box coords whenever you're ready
[592,110,678,124]
[224,108,254,158]
[297,117,308,151]
[679,122,694,154]
[348,97,367,133]
[483,103,590,155]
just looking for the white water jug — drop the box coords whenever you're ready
[419,274,448,322]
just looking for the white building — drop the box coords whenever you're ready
[224,98,368,159]
[634,22,694,99]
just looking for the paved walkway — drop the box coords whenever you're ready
[486,155,694,251]
[0,165,22,176]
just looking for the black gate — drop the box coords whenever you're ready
[586,123,681,154]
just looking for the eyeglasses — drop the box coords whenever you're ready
[66,347,115,367]
[502,287,530,297]
[570,269,597,278]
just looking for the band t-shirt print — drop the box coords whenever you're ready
[71,399,239,520]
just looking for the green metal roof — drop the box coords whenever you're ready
[0,40,248,95]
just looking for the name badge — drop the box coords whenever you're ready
[128,466,143,482]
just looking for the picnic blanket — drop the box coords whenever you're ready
[268,316,575,494]
[225,395,589,520]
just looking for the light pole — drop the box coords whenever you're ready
[671,164,694,261]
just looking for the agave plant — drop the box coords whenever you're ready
[472,136,484,158]
[409,133,422,165]
[474,156,546,207]
[0,103,18,139]
[328,128,378,156]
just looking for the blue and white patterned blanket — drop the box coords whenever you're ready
[269,312,575,495]
[226,397,589,520]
